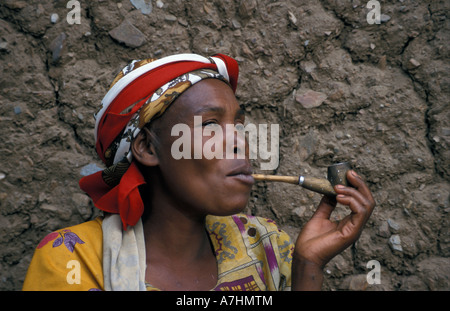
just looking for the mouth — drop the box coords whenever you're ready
[226,164,254,185]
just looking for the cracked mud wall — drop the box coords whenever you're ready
[0,0,448,290]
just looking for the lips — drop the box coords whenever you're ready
[226,162,253,176]
[226,162,254,185]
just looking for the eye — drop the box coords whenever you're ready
[202,120,219,128]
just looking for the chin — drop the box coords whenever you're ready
[212,194,250,217]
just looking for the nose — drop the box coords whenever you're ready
[225,124,248,159]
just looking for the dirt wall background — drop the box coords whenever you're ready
[0,0,448,291]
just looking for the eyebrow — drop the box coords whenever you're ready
[193,106,245,117]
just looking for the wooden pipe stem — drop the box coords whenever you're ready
[252,174,299,184]
[252,174,337,197]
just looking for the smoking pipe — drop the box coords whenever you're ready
[252,162,352,197]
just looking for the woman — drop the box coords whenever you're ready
[23,53,375,291]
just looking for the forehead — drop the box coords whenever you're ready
[168,78,240,118]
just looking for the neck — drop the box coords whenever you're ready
[138,168,219,290]
[141,184,213,264]
[143,208,212,262]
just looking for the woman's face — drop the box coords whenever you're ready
[145,78,254,217]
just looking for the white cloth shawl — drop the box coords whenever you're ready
[102,214,147,291]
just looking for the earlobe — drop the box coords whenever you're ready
[131,128,160,167]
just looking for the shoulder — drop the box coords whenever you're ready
[23,217,104,291]
[206,214,294,291]
[206,213,293,256]
[207,213,289,240]
[36,217,103,253]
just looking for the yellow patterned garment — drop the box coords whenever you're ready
[23,214,293,291]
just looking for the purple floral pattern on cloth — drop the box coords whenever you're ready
[36,229,85,253]
[53,230,85,252]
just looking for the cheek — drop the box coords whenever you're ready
[155,129,250,215]
[156,148,221,200]
[160,158,249,215]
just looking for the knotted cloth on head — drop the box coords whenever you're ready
[79,53,239,230]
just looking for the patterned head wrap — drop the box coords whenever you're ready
[79,53,239,230]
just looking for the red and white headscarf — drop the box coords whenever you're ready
[79,53,239,229]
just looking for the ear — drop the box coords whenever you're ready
[131,127,160,167]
